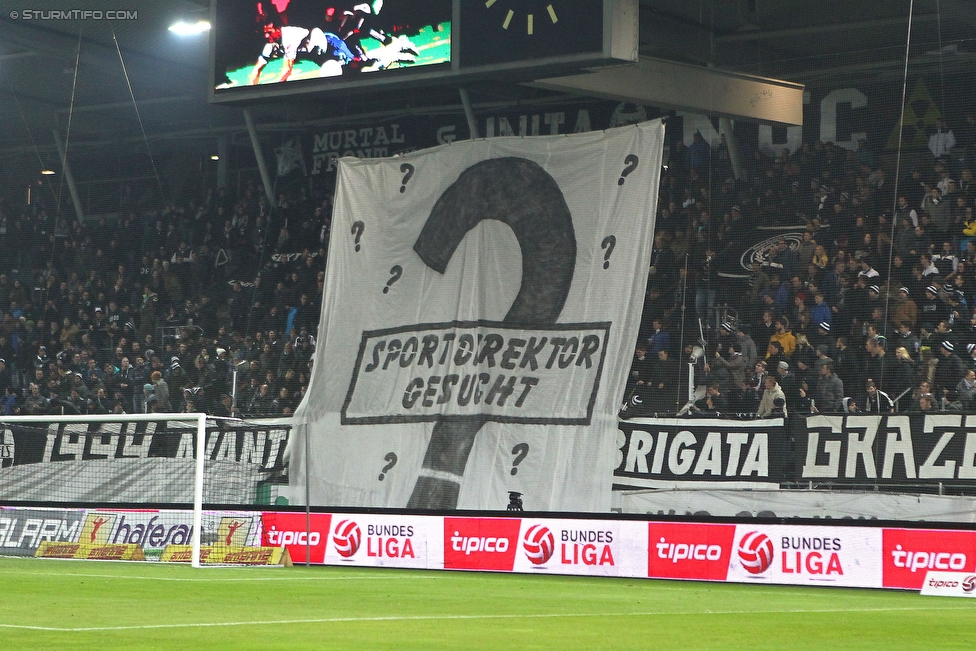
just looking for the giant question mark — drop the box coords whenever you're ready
[406,157,577,510]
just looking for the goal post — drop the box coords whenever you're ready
[191,413,207,568]
[0,413,292,567]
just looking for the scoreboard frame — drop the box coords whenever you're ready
[208,0,638,105]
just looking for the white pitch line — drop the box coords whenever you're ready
[0,570,442,582]
[0,569,948,599]
[0,607,970,632]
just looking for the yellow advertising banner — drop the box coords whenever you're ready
[35,541,146,561]
[160,544,292,566]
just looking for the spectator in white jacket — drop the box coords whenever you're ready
[929,117,956,160]
[757,375,788,418]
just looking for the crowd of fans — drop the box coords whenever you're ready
[625,113,976,419]
[0,179,330,417]
[4,114,976,422]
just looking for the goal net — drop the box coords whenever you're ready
[0,414,292,567]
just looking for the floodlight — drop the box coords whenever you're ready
[169,20,211,36]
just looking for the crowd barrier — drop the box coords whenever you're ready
[3,505,974,591]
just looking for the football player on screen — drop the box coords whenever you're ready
[329,1,418,71]
[248,0,356,84]
[248,22,355,84]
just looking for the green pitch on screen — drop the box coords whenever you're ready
[222,23,451,88]
[0,557,973,650]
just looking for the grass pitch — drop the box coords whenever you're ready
[0,557,974,650]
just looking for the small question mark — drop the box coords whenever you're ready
[601,235,616,270]
[383,265,403,294]
[351,221,365,252]
[400,163,415,193]
[618,154,640,185]
[378,452,398,481]
[510,443,529,476]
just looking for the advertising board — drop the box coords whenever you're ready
[3,505,975,594]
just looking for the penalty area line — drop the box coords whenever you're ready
[1,606,971,632]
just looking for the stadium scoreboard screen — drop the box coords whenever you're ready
[209,0,637,103]
[212,1,452,91]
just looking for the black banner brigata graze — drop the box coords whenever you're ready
[614,418,785,490]
[798,414,976,488]
[613,415,976,495]
[0,420,289,471]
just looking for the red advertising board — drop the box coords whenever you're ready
[882,528,976,590]
[12,504,970,592]
[647,522,736,581]
[443,517,521,571]
[261,512,332,564]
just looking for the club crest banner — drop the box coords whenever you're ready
[291,121,665,512]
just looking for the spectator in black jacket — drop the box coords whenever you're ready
[691,382,728,416]
[864,380,894,413]
[624,341,654,401]
[0,358,9,396]
[776,361,801,414]
[934,340,966,401]
[863,336,889,394]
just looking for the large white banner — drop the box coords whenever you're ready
[292,121,665,511]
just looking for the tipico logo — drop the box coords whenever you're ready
[738,531,774,575]
[522,525,555,565]
[333,520,361,558]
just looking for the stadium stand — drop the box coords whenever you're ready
[1,1,974,432]
[4,126,976,421]
[0,180,326,417]
[624,135,976,417]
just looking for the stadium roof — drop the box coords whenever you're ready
[0,0,973,155]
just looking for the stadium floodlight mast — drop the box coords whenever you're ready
[0,412,209,567]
